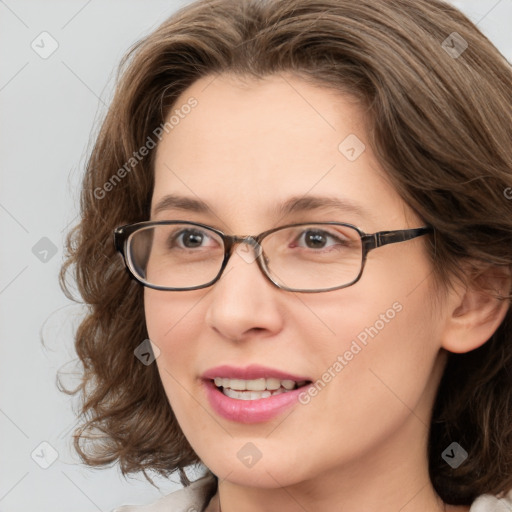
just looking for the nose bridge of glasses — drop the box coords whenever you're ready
[228,235,261,251]
[238,234,258,242]
[224,235,262,264]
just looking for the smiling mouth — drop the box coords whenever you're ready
[212,377,312,400]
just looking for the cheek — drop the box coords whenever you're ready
[303,285,440,434]
[293,252,441,423]
[144,289,211,434]
[144,288,207,397]
[144,289,205,346]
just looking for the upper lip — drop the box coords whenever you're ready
[202,364,311,382]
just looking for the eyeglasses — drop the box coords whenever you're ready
[114,221,432,293]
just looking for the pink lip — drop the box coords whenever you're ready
[201,365,313,424]
[201,364,311,381]
[201,379,311,424]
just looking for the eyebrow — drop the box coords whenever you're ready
[152,194,211,215]
[273,195,372,220]
[152,193,372,220]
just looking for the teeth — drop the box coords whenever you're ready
[213,377,307,392]
[222,387,288,400]
[281,379,296,390]
[266,378,281,390]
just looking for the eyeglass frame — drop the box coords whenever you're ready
[114,220,433,293]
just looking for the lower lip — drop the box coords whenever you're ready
[202,379,308,424]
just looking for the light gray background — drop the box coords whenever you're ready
[1,1,511,511]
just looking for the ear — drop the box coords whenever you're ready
[441,264,511,354]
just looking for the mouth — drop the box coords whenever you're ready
[201,365,314,422]
[211,377,312,401]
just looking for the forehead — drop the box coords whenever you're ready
[151,73,411,231]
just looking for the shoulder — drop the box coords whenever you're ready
[112,473,218,512]
[470,488,512,511]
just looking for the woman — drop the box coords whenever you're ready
[61,0,512,511]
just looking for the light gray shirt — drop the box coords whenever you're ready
[113,474,512,512]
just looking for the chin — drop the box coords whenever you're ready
[200,446,314,489]
[215,466,303,489]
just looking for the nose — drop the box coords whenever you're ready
[204,241,284,342]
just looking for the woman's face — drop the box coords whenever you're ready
[145,73,447,488]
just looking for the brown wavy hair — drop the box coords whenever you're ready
[60,0,512,504]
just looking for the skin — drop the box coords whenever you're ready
[145,73,508,512]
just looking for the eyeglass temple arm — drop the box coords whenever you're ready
[363,227,432,251]
[114,227,127,255]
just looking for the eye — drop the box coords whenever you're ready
[170,228,217,249]
[294,229,348,250]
